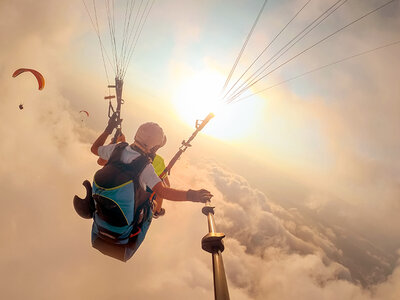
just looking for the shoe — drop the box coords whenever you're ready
[153,208,165,219]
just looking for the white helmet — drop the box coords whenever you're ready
[134,122,166,153]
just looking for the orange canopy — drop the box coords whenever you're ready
[12,68,45,90]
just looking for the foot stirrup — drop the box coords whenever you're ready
[73,180,95,219]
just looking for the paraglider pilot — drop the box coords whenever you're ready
[96,134,169,219]
[74,113,213,262]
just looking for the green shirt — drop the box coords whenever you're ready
[152,154,167,178]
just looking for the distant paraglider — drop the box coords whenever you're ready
[12,68,45,90]
[12,68,45,109]
[79,110,90,125]
[79,110,89,118]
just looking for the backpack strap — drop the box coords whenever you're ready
[106,142,129,165]
[94,143,150,189]
[93,143,151,226]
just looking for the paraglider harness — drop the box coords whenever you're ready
[91,142,154,262]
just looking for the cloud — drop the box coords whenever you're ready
[231,3,400,285]
[188,159,396,289]
[187,161,400,299]
[1,1,400,299]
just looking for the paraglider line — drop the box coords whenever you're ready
[227,0,398,104]
[221,0,312,103]
[221,0,268,95]
[119,0,135,72]
[225,0,348,103]
[233,39,400,103]
[123,0,155,79]
[105,0,120,77]
[120,0,144,75]
[82,0,114,83]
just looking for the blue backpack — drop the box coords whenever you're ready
[91,142,154,262]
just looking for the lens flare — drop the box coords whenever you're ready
[172,69,263,140]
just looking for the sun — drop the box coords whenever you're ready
[172,70,222,124]
[172,69,263,141]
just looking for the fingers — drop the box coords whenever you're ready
[200,189,213,197]
[116,133,126,143]
[199,189,213,203]
[108,113,121,126]
[187,189,214,203]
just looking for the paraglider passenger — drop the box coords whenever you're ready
[151,154,170,218]
[76,114,213,262]
[96,134,169,218]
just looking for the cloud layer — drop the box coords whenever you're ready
[1,0,400,299]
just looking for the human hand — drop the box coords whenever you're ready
[105,112,121,134]
[116,133,126,143]
[187,189,213,203]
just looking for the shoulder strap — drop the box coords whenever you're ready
[94,143,150,188]
[106,142,150,180]
[106,142,129,165]
[128,155,152,216]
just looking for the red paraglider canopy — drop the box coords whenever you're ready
[12,68,45,90]
[79,110,89,117]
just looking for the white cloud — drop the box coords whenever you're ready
[1,1,400,299]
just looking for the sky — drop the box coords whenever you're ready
[0,0,400,299]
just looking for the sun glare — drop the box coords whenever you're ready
[172,70,264,141]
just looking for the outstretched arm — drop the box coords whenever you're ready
[163,176,170,187]
[152,182,213,203]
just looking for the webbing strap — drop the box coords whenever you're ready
[129,227,141,238]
